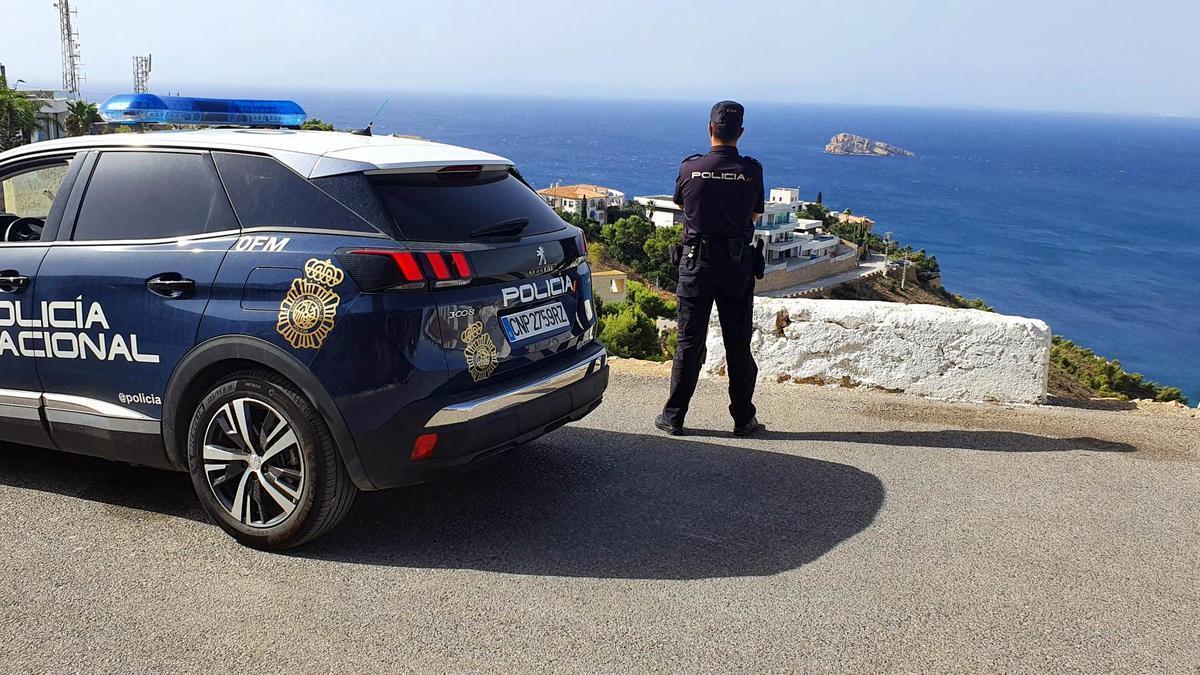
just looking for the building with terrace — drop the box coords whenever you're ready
[538,183,626,225]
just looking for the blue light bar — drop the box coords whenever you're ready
[98,94,306,128]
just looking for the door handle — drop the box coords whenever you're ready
[146,274,196,299]
[0,270,30,294]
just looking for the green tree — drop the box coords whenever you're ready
[816,191,823,205]
[300,118,335,131]
[0,73,42,151]
[640,223,682,287]
[802,203,829,221]
[598,304,661,359]
[64,100,101,137]
[600,215,654,267]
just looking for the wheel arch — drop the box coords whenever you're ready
[163,336,377,490]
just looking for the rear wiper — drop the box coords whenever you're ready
[470,217,529,238]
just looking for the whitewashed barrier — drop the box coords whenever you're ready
[702,298,1051,404]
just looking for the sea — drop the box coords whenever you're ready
[143,89,1200,403]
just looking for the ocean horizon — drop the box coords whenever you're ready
[77,89,1200,403]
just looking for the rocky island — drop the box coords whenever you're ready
[825,132,914,157]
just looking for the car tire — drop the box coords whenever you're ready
[185,370,356,550]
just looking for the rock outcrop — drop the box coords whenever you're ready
[825,133,914,157]
[702,298,1051,404]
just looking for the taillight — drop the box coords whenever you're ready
[575,231,588,260]
[345,249,473,290]
[424,252,451,280]
[450,252,472,277]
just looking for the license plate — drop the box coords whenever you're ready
[501,302,570,342]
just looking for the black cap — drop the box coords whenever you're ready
[710,100,745,129]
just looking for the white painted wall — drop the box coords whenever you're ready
[702,298,1051,404]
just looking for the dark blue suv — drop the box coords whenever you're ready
[0,129,608,548]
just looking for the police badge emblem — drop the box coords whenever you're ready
[277,259,345,350]
[461,321,498,382]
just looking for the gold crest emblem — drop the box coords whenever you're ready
[462,321,498,382]
[277,258,344,350]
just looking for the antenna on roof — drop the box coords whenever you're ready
[350,97,389,136]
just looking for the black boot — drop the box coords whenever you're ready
[654,414,684,436]
[733,417,766,437]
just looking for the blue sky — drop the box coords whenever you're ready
[3,0,1197,114]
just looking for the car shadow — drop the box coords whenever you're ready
[0,442,207,522]
[0,429,886,580]
[682,428,1137,454]
[298,427,884,579]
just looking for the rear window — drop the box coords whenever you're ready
[368,170,565,242]
[212,152,378,235]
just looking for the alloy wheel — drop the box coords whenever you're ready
[201,398,306,528]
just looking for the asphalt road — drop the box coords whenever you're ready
[1,371,1197,672]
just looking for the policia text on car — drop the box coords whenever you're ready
[656,101,767,437]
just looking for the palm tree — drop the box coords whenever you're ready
[0,75,41,151]
[64,99,101,136]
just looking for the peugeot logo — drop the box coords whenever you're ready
[535,246,547,266]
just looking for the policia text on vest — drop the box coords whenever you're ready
[656,101,767,438]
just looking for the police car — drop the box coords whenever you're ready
[0,95,607,549]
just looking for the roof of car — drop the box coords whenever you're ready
[0,128,514,179]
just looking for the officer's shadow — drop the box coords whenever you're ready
[681,427,1137,454]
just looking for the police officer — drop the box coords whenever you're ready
[655,101,766,437]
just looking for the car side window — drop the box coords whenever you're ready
[0,161,71,244]
[212,152,377,234]
[71,151,238,242]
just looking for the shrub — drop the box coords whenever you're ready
[660,328,678,359]
[626,281,676,319]
[1050,336,1188,404]
[598,304,660,360]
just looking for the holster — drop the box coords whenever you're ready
[752,239,766,279]
[727,238,745,264]
[670,244,684,266]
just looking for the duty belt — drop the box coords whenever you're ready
[684,237,750,270]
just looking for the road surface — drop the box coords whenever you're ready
[1,371,1197,671]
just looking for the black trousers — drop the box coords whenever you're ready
[662,287,758,428]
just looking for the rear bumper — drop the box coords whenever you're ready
[353,344,608,489]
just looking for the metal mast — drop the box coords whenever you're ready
[55,0,84,95]
[133,54,152,93]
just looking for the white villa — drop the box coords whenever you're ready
[538,184,626,225]
[633,195,685,228]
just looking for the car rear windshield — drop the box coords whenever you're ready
[367,170,565,242]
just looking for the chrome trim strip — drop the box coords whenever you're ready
[0,388,42,408]
[426,349,607,428]
[0,403,41,421]
[49,231,241,247]
[42,393,156,421]
[44,410,161,435]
